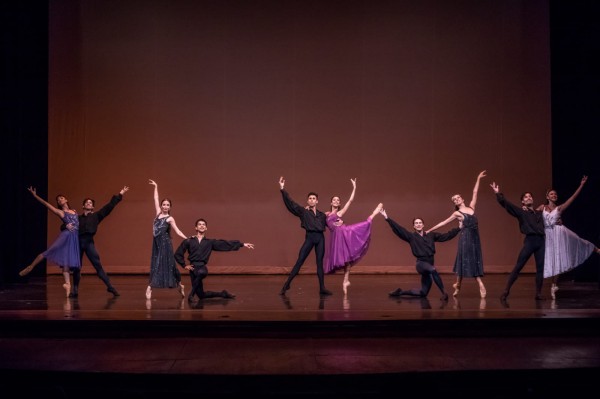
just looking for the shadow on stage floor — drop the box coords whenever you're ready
[1,273,599,397]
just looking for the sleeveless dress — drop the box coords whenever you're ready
[43,211,81,269]
[324,212,372,274]
[149,216,181,288]
[452,211,484,277]
[543,207,595,278]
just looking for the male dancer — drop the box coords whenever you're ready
[66,186,129,298]
[490,182,546,300]
[279,176,332,296]
[174,218,254,301]
[380,208,459,301]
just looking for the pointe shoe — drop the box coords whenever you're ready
[19,265,35,277]
[62,283,71,298]
[551,284,559,300]
[452,283,460,297]
[145,286,152,299]
[342,280,351,295]
[178,283,185,298]
[479,285,487,298]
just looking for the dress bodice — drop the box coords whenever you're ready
[543,207,561,229]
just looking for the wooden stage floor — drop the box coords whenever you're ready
[1,273,599,397]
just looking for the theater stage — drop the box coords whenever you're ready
[1,273,599,398]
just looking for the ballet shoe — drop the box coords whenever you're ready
[535,294,546,301]
[342,280,351,295]
[19,265,35,277]
[62,283,71,298]
[178,283,185,298]
[279,284,290,296]
[452,283,460,297]
[388,288,402,297]
[107,286,120,297]
[440,293,449,301]
[550,284,559,300]
[500,290,509,301]
[221,290,236,299]
[319,288,333,296]
[479,285,487,298]
[145,286,152,299]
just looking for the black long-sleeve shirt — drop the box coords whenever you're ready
[495,193,545,236]
[78,194,123,237]
[384,217,460,265]
[174,236,243,267]
[280,189,326,232]
[61,194,123,237]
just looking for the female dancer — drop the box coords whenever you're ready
[427,170,487,298]
[19,187,81,297]
[537,175,600,299]
[325,178,382,295]
[146,179,188,300]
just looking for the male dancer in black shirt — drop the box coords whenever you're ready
[174,218,254,301]
[66,186,128,298]
[279,176,332,296]
[379,208,459,300]
[491,182,546,300]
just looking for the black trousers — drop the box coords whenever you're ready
[396,260,446,297]
[188,263,226,299]
[72,235,113,290]
[504,234,545,295]
[283,231,326,290]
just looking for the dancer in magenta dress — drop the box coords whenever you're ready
[19,187,81,298]
[324,178,382,295]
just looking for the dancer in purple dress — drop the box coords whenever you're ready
[325,178,382,295]
[19,187,81,298]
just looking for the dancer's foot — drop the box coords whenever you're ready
[500,290,509,301]
[550,283,559,300]
[388,288,402,297]
[145,286,152,299]
[279,284,290,296]
[319,288,332,296]
[62,283,71,298]
[221,290,236,299]
[342,280,351,295]
[479,284,487,298]
[19,265,35,277]
[440,292,449,301]
[452,283,460,297]
[107,286,120,297]
[178,283,185,298]
[535,294,546,300]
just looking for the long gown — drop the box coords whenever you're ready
[452,212,484,278]
[324,212,372,274]
[543,207,595,278]
[43,211,81,269]
[149,216,181,288]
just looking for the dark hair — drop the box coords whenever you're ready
[82,197,95,206]
[544,188,556,205]
[55,194,70,210]
[307,192,319,199]
[520,192,533,201]
[161,198,172,214]
[412,217,424,225]
[195,218,207,226]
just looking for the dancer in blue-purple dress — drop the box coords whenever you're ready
[325,178,382,295]
[19,186,81,298]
